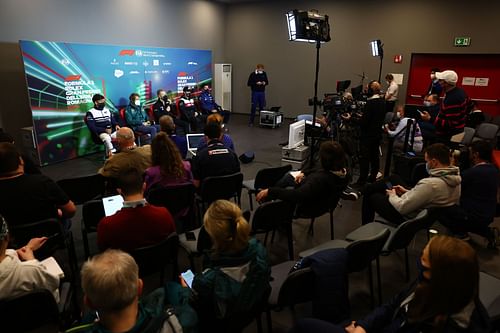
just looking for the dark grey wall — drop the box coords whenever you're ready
[225,0,500,118]
[0,0,226,140]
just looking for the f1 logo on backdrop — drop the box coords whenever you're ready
[119,49,135,56]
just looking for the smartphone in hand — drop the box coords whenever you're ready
[385,181,393,190]
[181,269,195,288]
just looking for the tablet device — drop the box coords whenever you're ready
[181,269,195,288]
[102,195,124,216]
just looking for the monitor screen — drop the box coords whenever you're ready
[288,120,306,149]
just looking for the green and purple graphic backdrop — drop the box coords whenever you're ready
[19,40,212,165]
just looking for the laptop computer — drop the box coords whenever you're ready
[186,133,204,158]
[102,195,124,217]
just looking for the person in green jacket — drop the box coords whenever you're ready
[125,93,160,139]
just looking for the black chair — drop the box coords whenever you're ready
[56,173,106,205]
[268,260,314,320]
[242,165,292,210]
[9,219,78,279]
[251,200,295,260]
[129,232,179,286]
[409,162,428,186]
[294,193,340,240]
[299,228,391,307]
[479,271,500,329]
[197,172,243,221]
[345,209,436,282]
[0,285,74,333]
[81,200,105,259]
[146,183,196,232]
[473,123,499,143]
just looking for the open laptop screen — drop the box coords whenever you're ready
[186,134,204,151]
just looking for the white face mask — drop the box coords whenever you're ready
[430,74,436,80]
[256,70,263,74]
[134,100,141,106]
[423,101,431,107]
[396,112,401,119]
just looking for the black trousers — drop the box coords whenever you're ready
[358,137,381,183]
[361,175,407,225]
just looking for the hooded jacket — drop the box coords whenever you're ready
[389,166,461,215]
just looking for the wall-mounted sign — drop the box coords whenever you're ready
[454,37,471,47]
[475,78,489,87]
[462,77,475,86]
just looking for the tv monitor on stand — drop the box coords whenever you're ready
[288,120,306,149]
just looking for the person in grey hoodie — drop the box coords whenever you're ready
[362,143,461,225]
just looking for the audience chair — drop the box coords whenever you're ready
[461,126,476,146]
[295,193,341,240]
[251,200,295,260]
[56,173,106,205]
[146,183,196,232]
[299,228,390,307]
[81,199,105,259]
[345,209,436,282]
[479,271,500,329]
[9,218,78,279]
[242,164,292,210]
[473,123,499,143]
[196,172,243,220]
[0,283,75,333]
[268,261,314,327]
[129,232,179,286]
[409,162,428,187]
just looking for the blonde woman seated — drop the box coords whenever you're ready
[0,214,60,302]
[188,200,270,331]
[144,132,193,192]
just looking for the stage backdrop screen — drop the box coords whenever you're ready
[19,40,212,165]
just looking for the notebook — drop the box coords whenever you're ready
[102,195,124,216]
[41,257,65,278]
[186,133,204,157]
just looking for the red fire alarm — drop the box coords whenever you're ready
[394,55,403,63]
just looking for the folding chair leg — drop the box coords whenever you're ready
[308,218,315,235]
[376,257,382,305]
[329,209,334,240]
[368,263,375,309]
[404,247,410,282]
[286,222,294,260]
[248,192,254,211]
[266,309,273,333]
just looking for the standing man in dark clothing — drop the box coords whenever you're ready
[426,67,443,96]
[355,81,386,186]
[191,122,240,188]
[247,64,268,126]
[419,94,440,146]
[433,70,469,144]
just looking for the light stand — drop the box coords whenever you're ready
[370,39,384,82]
[286,9,331,164]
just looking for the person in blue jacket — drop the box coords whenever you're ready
[125,93,159,138]
[289,235,491,333]
[247,64,268,126]
[198,84,230,124]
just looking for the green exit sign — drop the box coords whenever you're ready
[454,37,471,47]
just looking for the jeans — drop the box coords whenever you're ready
[250,91,266,124]
[135,124,160,138]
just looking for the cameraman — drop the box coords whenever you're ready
[354,81,386,186]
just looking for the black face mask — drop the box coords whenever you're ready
[95,102,105,110]
[162,95,169,102]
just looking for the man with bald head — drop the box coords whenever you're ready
[98,127,151,179]
[355,80,386,186]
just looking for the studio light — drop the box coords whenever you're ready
[369,39,384,82]
[370,39,383,57]
[286,10,331,43]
